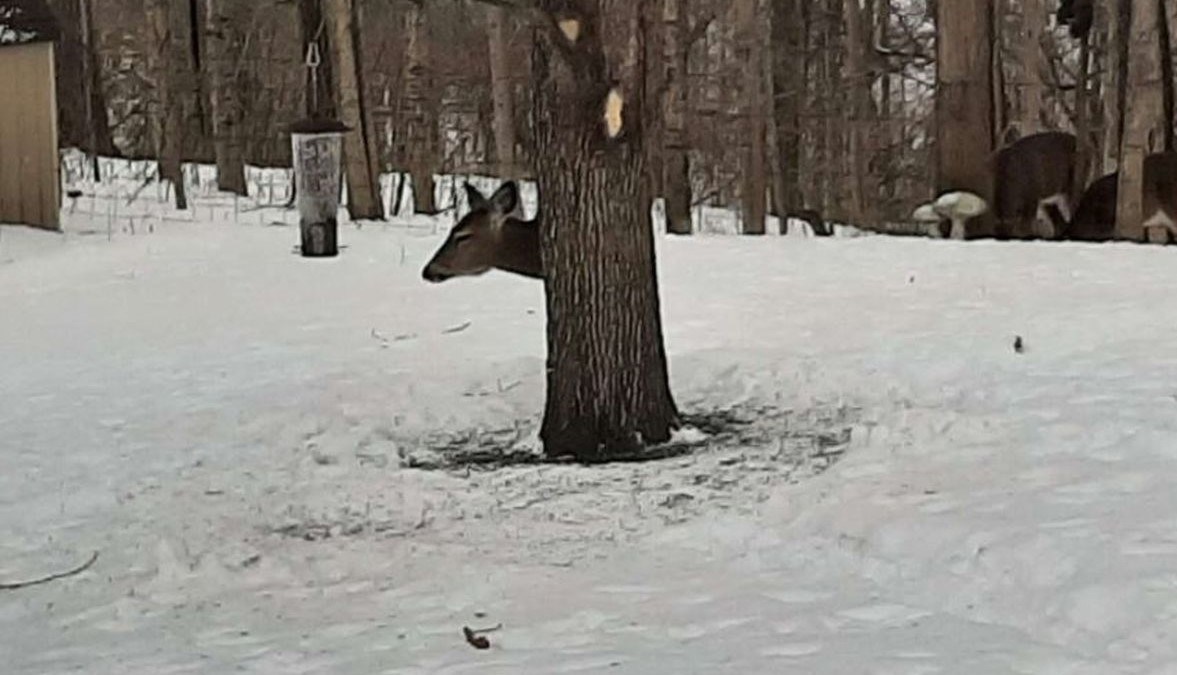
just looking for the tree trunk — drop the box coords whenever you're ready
[51,0,117,164]
[402,1,439,214]
[204,0,247,195]
[531,0,679,462]
[843,0,873,224]
[662,0,692,234]
[990,3,1004,138]
[1104,0,1131,173]
[486,5,518,175]
[1019,0,1048,131]
[770,0,806,226]
[935,0,996,237]
[736,0,767,234]
[817,1,844,218]
[1160,0,1175,150]
[146,0,190,210]
[1073,32,1095,200]
[876,0,897,209]
[325,0,383,220]
[1116,0,1169,240]
[299,0,336,120]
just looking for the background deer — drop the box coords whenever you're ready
[912,131,1076,240]
[991,131,1076,239]
[1067,173,1118,241]
[421,182,543,282]
[1141,153,1177,243]
[1064,153,1177,243]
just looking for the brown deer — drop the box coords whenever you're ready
[1064,152,1177,243]
[913,131,1076,239]
[1142,152,1177,243]
[1066,172,1117,241]
[991,131,1077,240]
[421,181,543,282]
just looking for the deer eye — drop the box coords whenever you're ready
[453,230,473,242]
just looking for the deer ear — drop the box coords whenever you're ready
[488,181,520,215]
[464,183,488,211]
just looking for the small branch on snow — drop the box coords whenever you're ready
[0,551,99,591]
[462,625,495,650]
[442,321,472,335]
[372,328,417,346]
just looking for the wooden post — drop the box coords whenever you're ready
[290,119,350,258]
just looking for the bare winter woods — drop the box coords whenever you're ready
[30,0,1177,460]
[44,0,1177,241]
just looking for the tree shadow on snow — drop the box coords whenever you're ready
[401,402,861,472]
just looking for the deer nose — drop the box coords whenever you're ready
[422,264,447,283]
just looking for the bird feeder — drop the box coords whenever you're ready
[289,118,351,257]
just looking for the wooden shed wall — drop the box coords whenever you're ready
[0,42,60,230]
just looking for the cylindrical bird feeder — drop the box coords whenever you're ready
[289,118,351,257]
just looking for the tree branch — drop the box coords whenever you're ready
[0,552,99,591]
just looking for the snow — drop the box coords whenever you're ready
[6,167,1177,673]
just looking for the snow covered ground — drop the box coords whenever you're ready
[4,176,1177,673]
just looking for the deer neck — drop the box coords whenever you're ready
[493,217,543,279]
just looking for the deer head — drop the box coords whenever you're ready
[421,181,543,282]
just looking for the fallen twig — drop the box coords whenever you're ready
[443,321,472,335]
[0,551,99,591]
[372,328,417,346]
[462,625,495,650]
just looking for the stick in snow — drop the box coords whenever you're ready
[443,321,472,335]
[0,551,99,591]
[462,625,499,650]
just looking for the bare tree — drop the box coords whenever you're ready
[735,0,767,234]
[145,0,192,210]
[400,0,441,214]
[770,0,807,226]
[326,0,383,220]
[843,0,874,224]
[660,0,692,235]
[935,0,996,237]
[49,0,117,168]
[523,0,680,461]
[203,0,247,195]
[485,4,518,175]
[1115,0,1169,240]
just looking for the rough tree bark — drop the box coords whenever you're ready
[817,0,845,218]
[1115,0,1167,240]
[325,0,383,220]
[1103,0,1131,173]
[203,0,247,195]
[146,0,190,210]
[1161,0,1175,149]
[1019,0,1049,131]
[486,5,519,175]
[51,0,117,163]
[1072,21,1095,201]
[299,0,336,121]
[935,0,996,238]
[661,0,692,234]
[770,0,806,225]
[736,0,767,234]
[401,1,440,214]
[530,0,680,461]
[843,0,874,224]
